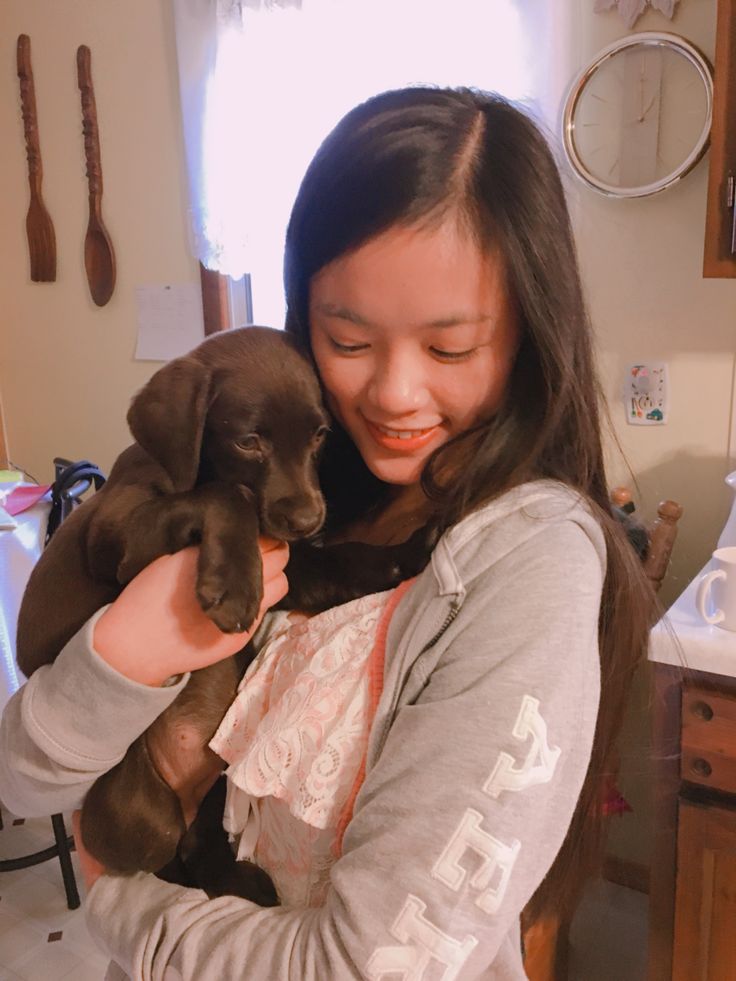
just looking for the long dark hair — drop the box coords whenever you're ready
[284,87,654,920]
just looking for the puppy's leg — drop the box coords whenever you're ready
[178,777,279,905]
[80,657,244,874]
[196,489,263,634]
[80,734,186,873]
[117,484,263,634]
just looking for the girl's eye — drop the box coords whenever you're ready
[328,337,369,355]
[430,347,477,362]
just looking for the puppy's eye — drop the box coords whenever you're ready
[236,434,263,458]
[314,425,329,444]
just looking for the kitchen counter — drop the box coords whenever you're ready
[649,562,736,679]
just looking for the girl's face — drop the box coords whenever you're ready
[309,221,520,487]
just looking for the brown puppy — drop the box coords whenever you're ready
[16,326,430,901]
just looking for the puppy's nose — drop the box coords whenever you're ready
[285,510,323,536]
[268,498,325,539]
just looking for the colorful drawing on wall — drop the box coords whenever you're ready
[594,0,680,29]
[625,362,669,426]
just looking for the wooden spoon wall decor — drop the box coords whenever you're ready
[16,34,57,283]
[76,44,115,306]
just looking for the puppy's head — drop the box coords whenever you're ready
[128,327,328,540]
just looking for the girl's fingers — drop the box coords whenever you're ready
[260,539,290,580]
[95,540,290,682]
[261,571,289,612]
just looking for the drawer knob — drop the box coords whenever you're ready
[691,757,713,777]
[691,700,714,721]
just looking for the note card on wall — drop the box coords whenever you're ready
[134,283,205,361]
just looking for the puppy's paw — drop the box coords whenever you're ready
[205,859,280,905]
[197,573,262,634]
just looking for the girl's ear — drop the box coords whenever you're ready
[127,357,212,492]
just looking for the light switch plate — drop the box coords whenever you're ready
[624,362,668,425]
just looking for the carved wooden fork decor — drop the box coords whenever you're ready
[16,34,57,283]
[77,44,116,306]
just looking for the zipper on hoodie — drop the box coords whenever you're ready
[372,598,462,761]
[418,600,461,654]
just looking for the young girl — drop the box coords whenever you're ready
[0,87,652,979]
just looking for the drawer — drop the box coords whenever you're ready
[681,686,736,794]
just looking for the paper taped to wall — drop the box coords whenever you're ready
[135,283,205,361]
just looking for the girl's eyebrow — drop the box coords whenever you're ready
[314,302,372,327]
[313,301,495,330]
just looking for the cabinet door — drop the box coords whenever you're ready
[704,0,736,277]
[672,799,736,980]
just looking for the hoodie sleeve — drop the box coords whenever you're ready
[0,608,189,818]
[82,517,603,980]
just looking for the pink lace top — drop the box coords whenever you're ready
[209,580,414,908]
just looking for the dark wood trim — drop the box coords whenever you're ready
[703,0,736,278]
[648,662,683,981]
[199,263,231,334]
[0,389,9,469]
[603,855,650,894]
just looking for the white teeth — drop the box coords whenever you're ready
[375,424,433,439]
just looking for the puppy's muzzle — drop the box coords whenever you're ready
[264,496,326,541]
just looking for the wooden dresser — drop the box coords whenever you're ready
[649,573,736,980]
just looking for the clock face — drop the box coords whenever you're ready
[564,33,713,197]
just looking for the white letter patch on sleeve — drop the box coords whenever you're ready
[365,895,478,980]
[431,808,521,914]
[483,695,561,799]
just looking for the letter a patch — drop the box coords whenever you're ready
[483,695,561,799]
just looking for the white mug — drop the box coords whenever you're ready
[696,546,736,632]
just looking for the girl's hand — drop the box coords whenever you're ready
[93,539,289,686]
[71,810,106,892]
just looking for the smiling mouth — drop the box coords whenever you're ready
[363,417,442,450]
[373,423,438,439]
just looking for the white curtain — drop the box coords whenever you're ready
[172,0,565,327]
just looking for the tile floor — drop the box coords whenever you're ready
[0,810,648,980]
[0,812,108,981]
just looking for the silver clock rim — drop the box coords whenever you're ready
[562,31,714,199]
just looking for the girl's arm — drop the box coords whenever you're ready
[0,542,288,818]
[80,517,604,980]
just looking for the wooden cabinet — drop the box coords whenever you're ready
[704,0,736,277]
[672,799,736,980]
[649,667,736,980]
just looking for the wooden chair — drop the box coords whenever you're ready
[521,490,683,981]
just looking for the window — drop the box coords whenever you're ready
[177,0,535,328]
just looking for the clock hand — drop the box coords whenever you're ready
[638,93,658,123]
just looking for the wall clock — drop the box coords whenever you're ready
[562,32,713,198]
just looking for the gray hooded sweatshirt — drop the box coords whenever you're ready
[0,480,604,980]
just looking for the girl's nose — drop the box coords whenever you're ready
[367,345,429,417]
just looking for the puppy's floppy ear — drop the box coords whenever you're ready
[127,356,212,492]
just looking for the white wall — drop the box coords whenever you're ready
[0,0,200,483]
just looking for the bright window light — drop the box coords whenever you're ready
[201,0,531,327]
